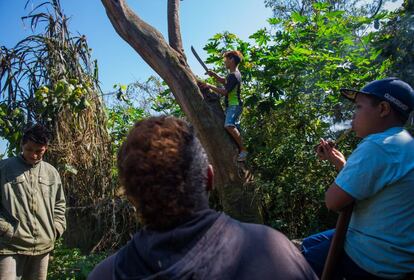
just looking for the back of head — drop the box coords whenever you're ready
[117,116,210,230]
[22,124,50,145]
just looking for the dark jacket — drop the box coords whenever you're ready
[88,209,317,280]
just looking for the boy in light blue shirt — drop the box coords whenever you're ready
[302,78,414,279]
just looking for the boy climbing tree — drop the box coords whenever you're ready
[198,50,248,161]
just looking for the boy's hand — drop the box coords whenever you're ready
[197,80,210,90]
[206,70,216,77]
[315,139,346,171]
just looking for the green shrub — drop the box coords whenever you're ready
[48,239,108,280]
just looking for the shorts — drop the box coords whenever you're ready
[224,105,242,128]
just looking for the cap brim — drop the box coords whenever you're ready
[340,88,364,102]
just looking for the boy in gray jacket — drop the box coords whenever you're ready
[0,124,66,280]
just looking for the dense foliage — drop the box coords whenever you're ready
[374,0,414,86]
[187,2,394,236]
[48,239,107,280]
[264,0,392,19]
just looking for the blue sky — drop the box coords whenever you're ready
[0,0,272,154]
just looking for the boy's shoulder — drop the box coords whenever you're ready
[354,127,414,163]
[227,70,242,80]
[364,127,413,148]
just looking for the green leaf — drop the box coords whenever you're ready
[291,12,307,23]
[291,46,313,56]
[64,164,78,175]
[267,18,282,25]
[370,49,382,61]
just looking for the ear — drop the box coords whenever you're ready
[379,101,392,118]
[206,164,214,192]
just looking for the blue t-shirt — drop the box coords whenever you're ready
[335,127,414,278]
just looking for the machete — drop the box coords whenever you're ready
[191,46,209,73]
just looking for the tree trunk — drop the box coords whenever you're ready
[101,0,261,223]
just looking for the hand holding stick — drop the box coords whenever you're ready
[315,139,346,171]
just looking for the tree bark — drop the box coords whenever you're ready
[101,0,261,223]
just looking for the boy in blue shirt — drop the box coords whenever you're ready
[302,78,414,279]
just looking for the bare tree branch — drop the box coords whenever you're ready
[168,0,187,63]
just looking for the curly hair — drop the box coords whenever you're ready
[223,50,243,66]
[22,124,50,145]
[117,116,210,230]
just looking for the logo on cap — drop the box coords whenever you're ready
[384,93,409,111]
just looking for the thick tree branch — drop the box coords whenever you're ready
[168,0,187,63]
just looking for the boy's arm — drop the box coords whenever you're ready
[0,161,15,239]
[206,84,227,96]
[207,71,226,85]
[53,175,66,238]
[198,73,238,97]
[325,183,355,212]
[0,206,14,239]
[316,139,354,212]
[327,141,392,212]
[197,81,227,96]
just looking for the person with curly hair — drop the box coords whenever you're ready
[89,116,316,280]
[199,50,248,161]
[0,124,66,280]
